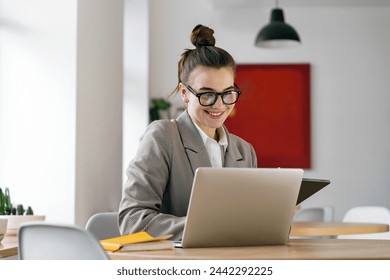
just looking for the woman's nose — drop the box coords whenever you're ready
[212,95,225,108]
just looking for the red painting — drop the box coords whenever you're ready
[225,64,311,168]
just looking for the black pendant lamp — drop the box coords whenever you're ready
[255,1,301,48]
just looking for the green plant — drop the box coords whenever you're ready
[0,186,34,215]
[149,98,171,122]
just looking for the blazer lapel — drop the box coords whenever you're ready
[175,111,211,174]
[223,126,245,167]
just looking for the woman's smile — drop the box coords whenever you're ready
[205,110,225,118]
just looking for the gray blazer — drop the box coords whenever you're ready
[119,110,257,240]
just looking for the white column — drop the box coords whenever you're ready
[75,0,124,225]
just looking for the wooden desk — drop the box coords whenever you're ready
[109,238,390,260]
[290,221,390,236]
[0,236,18,259]
[2,222,389,260]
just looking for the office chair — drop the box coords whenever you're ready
[338,206,390,239]
[85,212,121,240]
[18,222,109,260]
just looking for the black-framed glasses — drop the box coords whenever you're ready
[184,83,241,106]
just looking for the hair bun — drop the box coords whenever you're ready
[190,24,216,48]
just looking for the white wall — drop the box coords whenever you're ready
[0,0,123,226]
[0,0,77,222]
[147,1,390,220]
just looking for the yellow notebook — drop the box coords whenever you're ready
[100,231,173,252]
[118,240,174,252]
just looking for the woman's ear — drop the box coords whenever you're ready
[179,83,189,104]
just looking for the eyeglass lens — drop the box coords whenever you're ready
[199,91,239,106]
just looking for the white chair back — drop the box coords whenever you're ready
[291,206,335,239]
[293,206,334,222]
[18,222,109,260]
[338,206,390,239]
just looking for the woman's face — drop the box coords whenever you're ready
[180,66,235,139]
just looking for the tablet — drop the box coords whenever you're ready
[297,178,330,205]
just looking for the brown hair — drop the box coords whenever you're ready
[170,24,236,96]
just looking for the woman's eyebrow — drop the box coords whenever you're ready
[198,85,235,91]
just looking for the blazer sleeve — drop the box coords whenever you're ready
[118,120,185,240]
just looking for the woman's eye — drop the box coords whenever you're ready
[202,92,215,97]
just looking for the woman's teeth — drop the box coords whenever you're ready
[207,111,223,117]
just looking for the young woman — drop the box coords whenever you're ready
[119,24,257,240]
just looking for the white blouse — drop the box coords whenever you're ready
[193,122,228,168]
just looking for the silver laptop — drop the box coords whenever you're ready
[175,167,304,248]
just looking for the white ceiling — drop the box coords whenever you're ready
[211,0,390,9]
